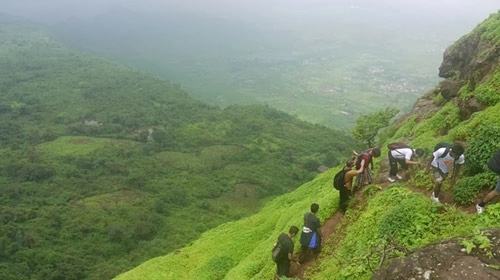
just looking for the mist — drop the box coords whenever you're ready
[3,0,499,128]
[3,0,498,27]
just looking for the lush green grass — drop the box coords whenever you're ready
[115,169,338,280]
[115,171,500,280]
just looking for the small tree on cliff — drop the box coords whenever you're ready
[352,107,399,147]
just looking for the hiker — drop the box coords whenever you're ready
[427,143,465,203]
[274,225,299,279]
[387,143,425,182]
[476,149,500,213]
[336,158,365,212]
[298,203,322,264]
[355,147,381,189]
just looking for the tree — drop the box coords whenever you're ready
[352,107,399,147]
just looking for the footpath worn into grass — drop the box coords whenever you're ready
[292,175,479,280]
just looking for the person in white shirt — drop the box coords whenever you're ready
[388,147,424,182]
[427,144,465,203]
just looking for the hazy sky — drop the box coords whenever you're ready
[3,0,498,27]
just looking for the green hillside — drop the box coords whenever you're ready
[115,12,500,280]
[0,15,359,280]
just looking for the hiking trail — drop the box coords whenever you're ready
[291,175,478,279]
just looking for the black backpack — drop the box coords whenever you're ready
[271,234,284,262]
[333,168,347,190]
[488,150,500,175]
[434,142,452,158]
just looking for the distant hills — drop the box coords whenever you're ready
[48,5,468,129]
[0,17,359,279]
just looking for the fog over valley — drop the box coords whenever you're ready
[3,0,499,128]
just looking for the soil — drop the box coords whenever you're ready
[288,173,496,280]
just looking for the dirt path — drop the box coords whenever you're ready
[291,211,345,279]
[290,176,478,279]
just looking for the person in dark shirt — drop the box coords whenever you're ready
[298,203,322,264]
[275,226,299,279]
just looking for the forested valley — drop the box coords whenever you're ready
[0,16,359,279]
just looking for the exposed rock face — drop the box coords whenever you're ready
[372,229,500,280]
[396,13,500,127]
[439,32,500,85]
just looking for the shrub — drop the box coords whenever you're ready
[464,123,500,174]
[453,173,497,205]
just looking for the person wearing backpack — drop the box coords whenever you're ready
[298,203,322,265]
[334,158,365,212]
[426,143,465,203]
[273,225,299,279]
[476,149,500,213]
[387,143,425,182]
[355,147,381,189]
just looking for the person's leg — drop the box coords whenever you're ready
[432,167,446,201]
[339,187,350,213]
[276,260,289,279]
[396,158,407,179]
[298,245,308,264]
[283,260,291,277]
[388,152,398,177]
[479,177,500,207]
[354,174,362,191]
[366,168,373,184]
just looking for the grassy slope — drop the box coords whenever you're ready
[114,168,339,280]
[115,164,500,280]
[115,12,500,279]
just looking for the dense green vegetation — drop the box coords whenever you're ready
[116,12,500,279]
[0,16,360,280]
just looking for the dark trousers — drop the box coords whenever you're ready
[276,259,290,278]
[388,151,408,176]
[339,187,351,213]
[298,243,321,264]
[298,245,311,264]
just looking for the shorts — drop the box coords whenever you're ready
[432,166,448,184]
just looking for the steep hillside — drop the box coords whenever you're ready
[115,11,500,280]
[0,16,359,280]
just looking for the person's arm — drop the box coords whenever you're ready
[405,158,421,165]
[356,163,365,174]
[360,159,366,171]
[426,156,434,173]
[404,150,422,165]
[316,219,323,239]
[450,164,462,187]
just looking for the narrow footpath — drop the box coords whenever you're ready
[291,177,478,279]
